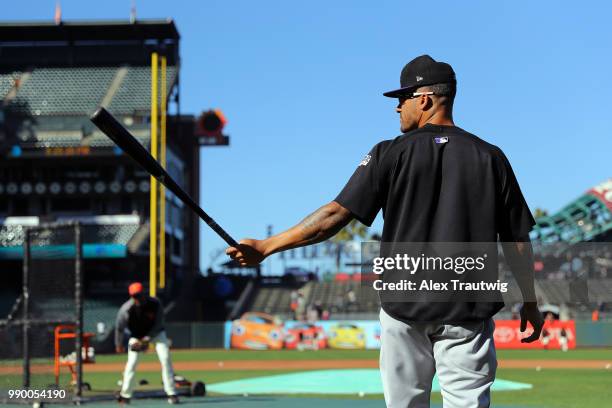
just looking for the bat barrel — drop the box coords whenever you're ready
[90,107,164,177]
[90,107,239,248]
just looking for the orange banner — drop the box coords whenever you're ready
[493,320,576,349]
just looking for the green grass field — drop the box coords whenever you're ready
[2,347,609,366]
[72,347,612,363]
[89,348,612,407]
[3,348,611,408]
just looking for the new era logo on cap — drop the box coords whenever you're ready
[434,137,449,144]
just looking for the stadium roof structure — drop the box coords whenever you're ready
[532,179,612,244]
[0,19,179,42]
[0,19,180,69]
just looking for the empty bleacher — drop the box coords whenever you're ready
[539,280,570,305]
[9,67,117,115]
[1,66,177,154]
[0,71,21,99]
[298,280,379,314]
[248,282,314,315]
[245,279,380,318]
[534,278,612,305]
[4,65,177,117]
[249,287,279,314]
[109,66,177,114]
[588,279,612,303]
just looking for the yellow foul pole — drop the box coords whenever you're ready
[159,56,167,289]
[149,52,159,297]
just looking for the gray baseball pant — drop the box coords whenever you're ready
[379,308,497,408]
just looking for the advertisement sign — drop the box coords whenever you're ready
[225,316,381,350]
[493,320,576,350]
[225,317,577,350]
[284,320,381,350]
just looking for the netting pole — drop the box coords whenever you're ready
[74,223,83,399]
[22,228,30,388]
[160,54,167,289]
[150,51,159,297]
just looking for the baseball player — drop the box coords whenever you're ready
[115,282,179,405]
[226,54,544,407]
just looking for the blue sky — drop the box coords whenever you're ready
[5,1,612,273]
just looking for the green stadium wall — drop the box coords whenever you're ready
[575,321,612,347]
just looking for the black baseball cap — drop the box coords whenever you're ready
[383,55,456,98]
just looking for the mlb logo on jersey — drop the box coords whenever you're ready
[434,136,449,144]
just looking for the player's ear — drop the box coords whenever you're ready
[419,94,433,111]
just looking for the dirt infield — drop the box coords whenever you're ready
[2,358,610,375]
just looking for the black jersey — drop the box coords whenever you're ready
[115,296,164,345]
[335,124,535,323]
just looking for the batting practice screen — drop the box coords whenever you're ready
[0,222,82,403]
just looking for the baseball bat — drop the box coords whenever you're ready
[90,107,239,247]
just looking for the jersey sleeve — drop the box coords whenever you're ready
[335,142,387,226]
[114,301,130,347]
[495,149,536,241]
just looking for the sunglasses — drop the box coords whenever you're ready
[398,91,435,104]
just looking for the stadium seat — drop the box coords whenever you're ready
[9,67,117,115]
[108,66,177,114]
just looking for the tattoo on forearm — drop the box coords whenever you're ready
[300,208,328,238]
[298,205,348,244]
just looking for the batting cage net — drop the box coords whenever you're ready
[0,222,83,403]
